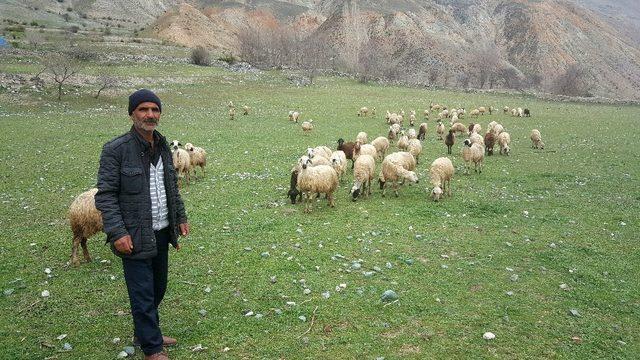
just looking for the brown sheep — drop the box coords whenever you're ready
[445,129,455,154]
[337,138,355,169]
[484,132,496,156]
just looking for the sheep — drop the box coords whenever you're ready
[450,114,459,125]
[242,105,250,115]
[445,129,455,154]
[387,127,397,143]
[69,188,103,266]
[484,132,496,156]
[470,109,480,118]
[469,132,484,145]
[385,110,391,123]
[301,120,314,134]
[228,100,234,109]
[356,131,368,144]
[458,108,466,118]
[429,157,454,202]
[497,132,511,155]
[423,109,430,119]
[478,106,487,115]
[350,154,376,201]
[517,107,524,117]
[488,120,498,133]
[511,108,518,117]
[229,107,236,120]
[430,103,442,111]
[442,109,449,118]
[287,168,302,204]
[371,107,376,116]
[407,138,423,164]
[409,113,416,127]
[503,106,510,114]
[419,122,429,141]
[397,133,409,151]
[289,111,300,123]
[358,107,369,117]
[337,138,356,169]
[184,142,207,179]
[461,139,485,174]
[330,150,348,181]
[468,122,476,134]
[307,146,332,161]
[530,129,545,149]
[524,108,531,117]
[296,156,339,213]
[451,122,467,136]
[379,152,419,197]
[492,123,504,136]
[407,128,417,140]
[435,121,444,140]
[472,123,481,134]
[353,141,377,160]
[170,140,191,188]
[371,136,390,160]
[390,123,401,135]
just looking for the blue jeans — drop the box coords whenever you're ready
[122,227,169,356]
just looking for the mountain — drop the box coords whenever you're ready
[2,0,639,100]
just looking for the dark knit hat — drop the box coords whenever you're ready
[128,89,162,115]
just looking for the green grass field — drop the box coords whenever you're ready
[0,55,638,359]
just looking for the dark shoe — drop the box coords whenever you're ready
[144,351,169,360]
[134,336,177,347]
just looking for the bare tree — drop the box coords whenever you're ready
[550,64,590,96]
[44,53,83,100]
[94,74,117,99]
[25,30,45,50]
[469,43,500,89]
[499,66,524,90]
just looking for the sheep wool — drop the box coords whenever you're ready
[379,152,418,197]
[171,143,192,188]
[356,131,368,144]
[184,142,207,179]
[302,120,314,134]
[462,139,485,173]
[530,129,544,149]
[419,122,429,141]
[407,138,423,164]
[371,136,390,160]
[69,188,103,266]
[330,150,348,180]
[451,122,467,135]
[351,154,376,201]
[497,132,511,155]
[296,156,339,213]
[429,157,454,202]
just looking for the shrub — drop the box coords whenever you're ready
[30,21,39,26]
[191,46,211,66]
[218,53,236,65]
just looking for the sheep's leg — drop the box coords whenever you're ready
[393,181,399,197]
[304,193,312,213]
[81,238,92,262]
[71,235,81,266]
[327,193,335,207]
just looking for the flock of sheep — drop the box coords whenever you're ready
[287,104,544,212]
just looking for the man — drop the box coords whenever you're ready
[95,89,189,360]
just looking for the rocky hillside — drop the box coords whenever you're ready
[3,0,639,100]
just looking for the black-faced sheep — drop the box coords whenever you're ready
[350,154,376,201]
[297,156,339,213]
[429,157,454,202]
[69,188,103,266]
[524,108,531,117]
[379,152,419,197]
[462,139,485,174]
[287,168,302,204]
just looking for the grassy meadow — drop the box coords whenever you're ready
[0,54,639,359]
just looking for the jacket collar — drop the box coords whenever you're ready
[129,125,165,150]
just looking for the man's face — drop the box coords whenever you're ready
[131,102,161,134]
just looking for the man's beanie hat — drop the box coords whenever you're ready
[128,89,162,115]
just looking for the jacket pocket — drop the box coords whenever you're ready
[121,167,144,194]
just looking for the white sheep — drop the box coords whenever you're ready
[407,128,417,139]
[289,111,300,123]
[379,152,419,197]
[229,107,236,120]
[469,132,484,145]
[461,139,485,173]
[429,157,454,202]
[397,133,409,151]
[471,123,481,134]
[503,106,510,114]
[451,122,467,135]
[184,142,207,179]
[356,131,368,144]
[492,123,504,136]
[530,129,545,149]
[390,123,401,135]
[297,156,339,213]
[497,132,511,155]
[407,138,423,164]
[511,108,518,117]
[353,141,377,160]
[170,140,191,188]
[371,136,390,160]
[517,107,524,117]
[69,188,103,266]
[358,107,369,117]
[301,120,314,134]
[330,150,347,181]
[307,146,332,160]
[242,105,250,115]
[470,109,480,118]
[435,121,445,140]
[478,106,487,115]
[350,154,376,201]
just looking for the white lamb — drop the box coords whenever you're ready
[497,132,511,155]
[371,136,390,160]
[436,121,445,140]
[307,146,332,160]
[379,152,419,197]
[407,138,423,164]
[469,132,484,145]
[170,140,191,188]
[356,131,368,144]
[429,157,454,202]
[461,139,485,174]
[301,120,314,134]
[407,128,417,140]
[297,156,339,213]
[330,150,348,181]
[184,142,207,179]
[353,141,377,160]
[350,154,376,201]
[530,129,544,149]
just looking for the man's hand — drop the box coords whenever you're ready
[114,235,133,255]
[179,223,190,237]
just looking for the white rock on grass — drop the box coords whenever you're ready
[483,332,496,340]
[117,351,128,358]
[41,290,50,298]
[381,290,398,302]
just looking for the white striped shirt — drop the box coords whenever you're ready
[150,156,169,230]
